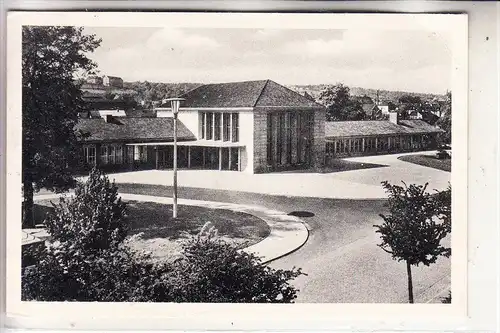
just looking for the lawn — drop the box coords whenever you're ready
[398,153,451,172]
[33,199,270,262]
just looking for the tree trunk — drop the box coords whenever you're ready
[23,180,35,228]
[406,260,414,303]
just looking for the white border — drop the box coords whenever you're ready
[5,11,473,331]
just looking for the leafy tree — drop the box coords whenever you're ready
[374,181,451,303]
[436,91,452,144]
[22,26,101,227]
[168,227,303,303]
[398,94,422,105]
[319,83,366,121]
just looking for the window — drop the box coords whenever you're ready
[100,144,124,165]
[83,145,96,166]
[206,112,213,140]
[214,113,221,140]
[201,112,206,139]
[231,113,239,142]
[116,145,123,164]
[101,145,109,165]
[223,113,231,141]
[267,114,273,165]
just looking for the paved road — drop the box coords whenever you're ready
[117,184,451,304]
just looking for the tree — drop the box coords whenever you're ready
[22,26,101,227]
[374,181,451,303]
[436,91,452,144]
[319,83,366,121]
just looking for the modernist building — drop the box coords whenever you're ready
[75,79,442,173]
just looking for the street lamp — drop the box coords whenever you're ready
[165,97,185,218]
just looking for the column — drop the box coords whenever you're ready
[375,138,378,152]
[362,138,365,153]
[410,136,414,150]
[188,146,191,168]
[229,147,232,171]
[155,146,159,169]
[212,113,216,141]
[218,147,222,171]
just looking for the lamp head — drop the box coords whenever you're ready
[164,97,185,115]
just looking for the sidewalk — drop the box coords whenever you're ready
[32,192,309,264]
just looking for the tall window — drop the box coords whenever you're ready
[100,145,108,165]
[200,112,238,142]
[214,113,221,140]
[100,144,124,165]
[201,113,206,139]
[206,112,213,140]
[231,113,239,142]
[83,145,96,166]
[223,113,231,141]
[267,114,273,165]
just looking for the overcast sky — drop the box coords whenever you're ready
[83,27,452,94]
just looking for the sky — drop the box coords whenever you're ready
[83,27,452,94]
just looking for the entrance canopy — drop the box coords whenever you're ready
[126,140,245,148]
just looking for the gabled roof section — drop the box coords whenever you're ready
[180,79,325,109]
[75,117,195,143]
[181,80,268,108]
[255,80,324,108]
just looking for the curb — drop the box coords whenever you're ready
[33,192,310,264]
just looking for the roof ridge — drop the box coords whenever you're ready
[253,79,270,107]
[266,80,325,108]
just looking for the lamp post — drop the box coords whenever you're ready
[165,97,185,218]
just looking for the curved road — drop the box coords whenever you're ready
[117,183,450,304]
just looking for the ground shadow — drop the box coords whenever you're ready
[275,159,388,174]
[288,211,315,218]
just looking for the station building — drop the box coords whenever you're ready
[75,80,442,173]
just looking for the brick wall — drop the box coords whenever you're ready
[252,108,269,173]
[252,107,326,173]
[311,108,326,169]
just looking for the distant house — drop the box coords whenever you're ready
[103,75,124,88]
[86,75,103,85]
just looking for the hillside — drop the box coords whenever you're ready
[287,85,446,103]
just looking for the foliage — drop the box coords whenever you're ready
[436,91,452,144]
[22,172,303,303]
[318,83,366,121]
[374,181,451,303]
[44,168,128,251]
[375,181,451,266]
[122,81,201,104]
[167,226,303,303]
[22,26,101,227]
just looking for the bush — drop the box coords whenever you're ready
[22,171,304,302]
[436,149,451,160]
[44,167,127,252]
[167,226,303,303]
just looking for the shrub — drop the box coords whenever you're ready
[22,170,303,302]
[44,167,127,252]
[167,227,303,303]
